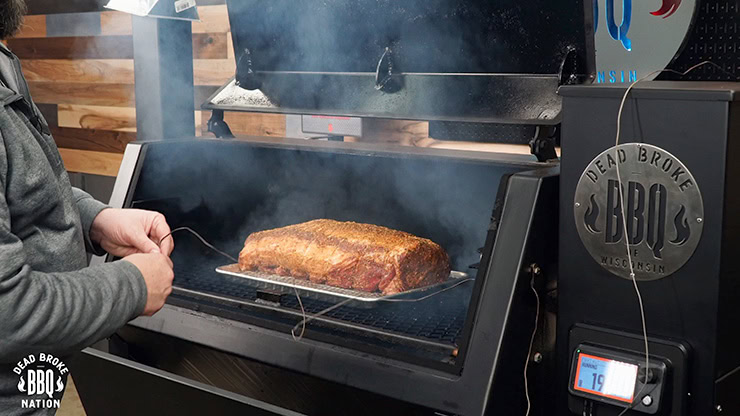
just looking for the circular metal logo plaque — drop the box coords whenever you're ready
[574,144,703,281]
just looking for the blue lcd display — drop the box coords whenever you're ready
[573,353,638,403]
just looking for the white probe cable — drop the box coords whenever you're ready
[611,61,731,416]
[524,268,540,416]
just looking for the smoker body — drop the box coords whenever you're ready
[75,138,559,415]
[558,82,740,415]
[66,0,597,413]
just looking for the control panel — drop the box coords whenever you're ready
[569,344,667,414]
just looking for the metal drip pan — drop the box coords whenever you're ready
[216,264,470,305]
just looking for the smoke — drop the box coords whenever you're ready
[129,1,574,270]
[133,141,513,272]
[223,0,581,119]
[230,0,545,74]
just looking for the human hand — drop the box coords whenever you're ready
[123,252,175,316]
[90,208,174,257]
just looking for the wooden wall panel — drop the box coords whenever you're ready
[200,111,286,137]
[22,59,135,83]
[10,34,230,60]
[26,0,106,16]
[24,59,230,86]
[16,15,47,38]
[8,35,133,59]
[58,148,123,176]
[29,82,134,107]
[192,33,228,59]
[193,59,236,85]
[100,11,131,35]
[45,12,102,37]
[51,127,136,153]
[58,104,136,132]
[360,119,429,146]
[192,5,230,34]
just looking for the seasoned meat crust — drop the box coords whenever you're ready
[238,219,451,295]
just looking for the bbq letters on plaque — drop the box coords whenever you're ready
[573,143,704,280]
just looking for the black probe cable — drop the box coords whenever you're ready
[159,226,237,263]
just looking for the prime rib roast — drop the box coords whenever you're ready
[238,219,451,295]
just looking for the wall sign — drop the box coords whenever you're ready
[594,0,697,83]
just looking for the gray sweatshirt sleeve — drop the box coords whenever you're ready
[0,191,148,362]
[71,187,109,255]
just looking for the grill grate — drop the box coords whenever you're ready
[173,259,470,345]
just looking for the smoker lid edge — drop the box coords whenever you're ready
[558,81,740,101]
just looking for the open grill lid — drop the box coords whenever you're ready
[204,0,595,124]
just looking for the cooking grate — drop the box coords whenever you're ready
[216,263,471,304]
[173,259,469,345]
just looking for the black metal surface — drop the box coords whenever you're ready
[658,1,740,81]
[26,0,106,15]
[205,0,595,123]
[71,348,302,416]
[204,74,567,124]
[110,327,439,416]
[226,1,592,75]
[429,121,538,144]
[207,109,234,139]
[566,325,690,416]
[558,83,740,415]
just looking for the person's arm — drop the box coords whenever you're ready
[72,187,109,255]
[0,195,148,361]
[0,145,147,363]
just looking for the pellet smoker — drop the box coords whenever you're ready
[70,1,740,415]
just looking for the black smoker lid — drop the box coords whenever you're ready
[204,0,595,124]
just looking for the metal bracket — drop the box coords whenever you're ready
[207,110,235,139]
[529,126,559,162]
[374,47,402,93]
[236,48,262,90]
[558,46,587,86]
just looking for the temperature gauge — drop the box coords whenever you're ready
[568,344,666,414]
[572,352,639,402]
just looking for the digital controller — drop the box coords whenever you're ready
[569,344,667,414]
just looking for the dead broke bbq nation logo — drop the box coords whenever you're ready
[14,353,68,410]
[574,143,703,280]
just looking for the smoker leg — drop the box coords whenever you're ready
[207,110,235,139]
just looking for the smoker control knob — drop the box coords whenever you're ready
[638,367,657,383]
[641,395,653,407]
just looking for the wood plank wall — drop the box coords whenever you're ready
[10,4,289,176]
[12,4,531,177]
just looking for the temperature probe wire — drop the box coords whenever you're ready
[524,268,540,416]
[159,226,237,263]
[611,61,733,416]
